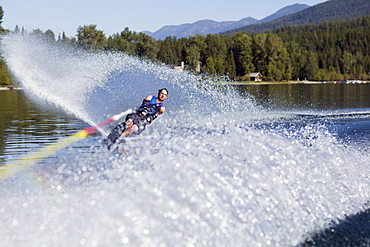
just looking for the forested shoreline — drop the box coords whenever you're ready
[0,5,369,86]
[0,7,13,86]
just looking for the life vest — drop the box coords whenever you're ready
[137,96,164,120]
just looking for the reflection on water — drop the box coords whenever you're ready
[235,83,370,110]
[0,90,83,163]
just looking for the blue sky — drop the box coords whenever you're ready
[1,0,325,38]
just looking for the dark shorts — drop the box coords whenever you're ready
[126,112,154,134]
[126,112,147,125]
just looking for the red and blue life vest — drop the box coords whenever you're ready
[137,96,164,120]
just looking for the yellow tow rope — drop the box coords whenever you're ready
[0,109,132,181]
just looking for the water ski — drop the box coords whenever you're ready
[106,122,127,150]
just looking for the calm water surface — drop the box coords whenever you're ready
[0,90,85,163]
[235,83,370,110]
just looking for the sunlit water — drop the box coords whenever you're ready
[1,34,370,246]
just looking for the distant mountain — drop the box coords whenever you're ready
[143,3,309,40]
[224,0,370,34]
[143,18,258,40]
[257,3,310,23]
[143,18,256,40]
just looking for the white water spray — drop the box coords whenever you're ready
[1,34,370,246]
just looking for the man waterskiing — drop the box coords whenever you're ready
[106,88,168,149]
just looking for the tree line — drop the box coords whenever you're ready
[274,16,370,81]
[1,6,369,85]
[63,16,370,81]
[0,6,13,86]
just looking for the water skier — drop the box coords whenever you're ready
[106,88,168,147]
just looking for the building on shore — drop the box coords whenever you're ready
[245,72,263,81]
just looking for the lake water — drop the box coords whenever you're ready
[1,34,370,246]
[0,90,86,164]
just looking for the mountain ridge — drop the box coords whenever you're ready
[143,3,309,40]
[224,0,370,34]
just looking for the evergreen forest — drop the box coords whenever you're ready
[0,5,369,86]
[0,7,13,86]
